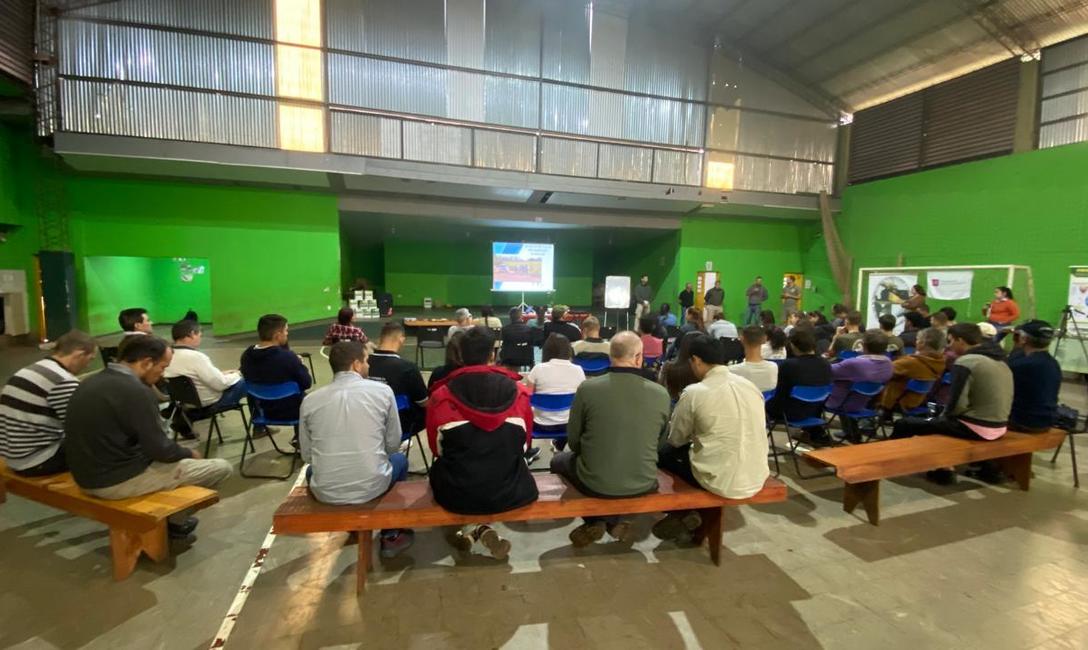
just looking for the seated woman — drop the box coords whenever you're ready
[525,334,586,451]
[323,307,367,345]
[660,331,701,402]
[639,317,664,361]
[428,331,465,390]
[762,327,788,360]
[474,306,502,331]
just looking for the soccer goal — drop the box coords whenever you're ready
[855,265,1035,328]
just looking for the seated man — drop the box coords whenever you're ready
[368,322,428,441]
[240,314,313,431]
[427,327,537,559]
[118,307,153,338]
[550,331,670,546]
[572,316,610,356]
[166,319,246,409]
[542,305,582,343]
[299,341,412,558]
[447,308,473,341]
[499,307,535,369]
[892,323,1013,481]
[766,329,833,444]
[65,336,232,539]
[731,325,778,392]
[0,330,97,476]
[1008,320,1061,432]
[323,307,367,345]
[878,327,946,415]
[829,311,863,358]
[655,333,769,542]
[827,330,894,441]
[875,314,905,355]
[706,312,739,340]
[658,303,677,328]
[899,311,929,350]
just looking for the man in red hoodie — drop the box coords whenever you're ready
[427,326,539,559]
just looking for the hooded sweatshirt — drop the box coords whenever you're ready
[879,352,947,411]
[426,365,538,514]
[946,344,1013,439]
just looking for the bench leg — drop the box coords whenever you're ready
[843,480,881,525]
[357,531,372,595]
[108,524,167,581]
[995,453,1032,491]
[693,507,724,566]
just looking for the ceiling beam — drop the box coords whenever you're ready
[749,0,865,53]
[956,0,1039,57]
[713,40,849,117]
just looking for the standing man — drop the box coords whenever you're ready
[703,279,725,323]
[634,275,654,323]
[781,275,801,321]
[678,282,695,313]
[744,277,769,326]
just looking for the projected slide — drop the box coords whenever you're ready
[492,242,555,292]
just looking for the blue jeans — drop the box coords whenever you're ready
[214,379,247,409]
[744,304,761,326]
[306,451,408,486]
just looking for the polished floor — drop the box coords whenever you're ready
[1,324,1086,649]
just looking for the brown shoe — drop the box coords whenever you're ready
[569,521,607,547]
[476,526,511,560]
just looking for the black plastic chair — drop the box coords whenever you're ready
[165,376,251,458]
[414,327,446,369]
[500,340,535,370]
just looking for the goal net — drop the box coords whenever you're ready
[855,265,1034,329]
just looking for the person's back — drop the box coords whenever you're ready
[543,308,582,342]
[500,308,535,366]
[948,342,1013,438]
[427,327,537,514]
[568,360,669,496]
[240,314,312,421]
[300,346,401,505]
[1007,321,1061,431]
[526,335,585,427]
[880,327,946,412]
[707,317,739,340]
[828,331,894,412]
[0,331,96,476]
[731,326,778,392]
[767,329,831,423]
[368,322,428,437]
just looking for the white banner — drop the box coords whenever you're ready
[927,270,973,300]
[1069,267,1088,325]
[866,273,918,330]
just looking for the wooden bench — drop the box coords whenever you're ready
[273,471,787,594]
[805,429,1066,525]
[0,463,219,580]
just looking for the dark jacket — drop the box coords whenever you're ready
[946,344,1013,428]
[1007,349,1061,430]
[65,366,193,489]
[768,355,832,423]
[500,322,536,367]
[542,320,582,344]
[240,344,312,421]
[426,366,538,515]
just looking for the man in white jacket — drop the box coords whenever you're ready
[165,320,246,409]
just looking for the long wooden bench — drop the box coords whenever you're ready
[0,462,219,580]
[273,471,787,594]
[804,429,1066,525]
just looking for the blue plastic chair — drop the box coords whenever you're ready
[573,356,610,375]
[643,355,661,369]
[243,381,302,479]
[767,384,834,479]
[838,350,860,360]
[762,389,776,402]
[826,381,887,440]
[903,346,916,356]
[395,393,430,474]
[901,379,936,417]
[529,393,575,440]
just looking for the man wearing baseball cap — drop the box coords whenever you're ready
[1008,320,1062,432]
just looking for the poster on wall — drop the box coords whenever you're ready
[927,270,973,300]
[1068,267,1088,324]
[866,273,918,330]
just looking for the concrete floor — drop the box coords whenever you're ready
[1,321,1087,649]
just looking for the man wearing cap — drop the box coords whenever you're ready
[1007,320,1062,432]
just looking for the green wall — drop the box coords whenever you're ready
[677,216,837,322]
[0,125,42,336]
[84,256,212,334]
[839,142,1088,323]
[594,232,681,309]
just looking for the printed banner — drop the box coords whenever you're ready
[927,270,973,300]
[866,273,918,330]
[1069,267,1088,325]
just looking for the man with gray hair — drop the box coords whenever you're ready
[550,331,670,547]
[447,308,473,341]
[879,327,948,416]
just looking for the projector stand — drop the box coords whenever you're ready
[515,293,529,312]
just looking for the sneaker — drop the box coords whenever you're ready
[925,468,957,486]
[476,526,511,560]
[652,511,702,543]
[447,528,476,553]
[606,520,636,544]
[569,521,607,547]
[379,529,415,559]
[168,516,199,539]
[524,447,542,466]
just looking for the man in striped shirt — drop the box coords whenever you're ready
[0,330,98,476]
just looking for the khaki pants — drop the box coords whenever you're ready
[85,458,233,524]
[703,304,723,323]
[634,301,650,324]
